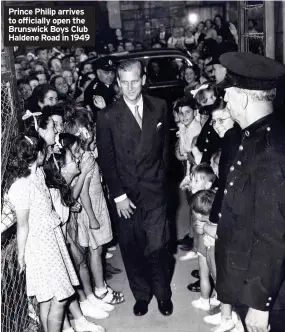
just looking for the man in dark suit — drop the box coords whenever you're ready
[152,24,171,48]
[96,59,173,316]
[215,52,285,332]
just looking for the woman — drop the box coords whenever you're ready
[50,75,71,102]
[204,19,217,40]
[184,25,196,51]
[195,22,206,45]
[214,15,235,43]
[26,84,58,113]
[181,65,200,98]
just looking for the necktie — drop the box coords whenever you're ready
[134,105,142,129]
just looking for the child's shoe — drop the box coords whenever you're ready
[179,251,198,261]
[105,252,113,259]
[191,297,210,311]
[74,316,105,332]
[87,293,115,312]
[204,311,239,325]
[79,299,109,319]
[210,318,235,332]
[210,293,221,307]
[95,284,125,305]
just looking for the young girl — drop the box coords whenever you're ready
[64,110,125,305]
[45,136,105,332]
[7,135,79,332]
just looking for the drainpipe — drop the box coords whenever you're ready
[264,1,275,59]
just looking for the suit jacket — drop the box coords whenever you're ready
[215,114,285,311]
[96,94,169,211]
[152,31,171,46]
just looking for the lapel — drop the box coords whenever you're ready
[136,95,157,161]
[115,97,141,145]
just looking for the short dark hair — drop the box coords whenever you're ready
[192,162,216,185]
[117,59,144,79]
[174,96,197,113]
[190,190,215,216]
[35,47,47,56]
[26,75,39,85]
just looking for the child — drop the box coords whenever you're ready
[180,163,216,263]
[64,110,125,306]
[45,136,105,332]
[192,84,217,107]
[7,135,79,332]
[190,190,220,312]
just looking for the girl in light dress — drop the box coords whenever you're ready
[7,128,80,332]
[44,134,106,332]
[64,109,125,307]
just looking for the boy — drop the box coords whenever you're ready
[190,190,219,311]
[180,163,216,262]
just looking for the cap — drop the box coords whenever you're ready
[218,52,285,90]
[94,56,116,71]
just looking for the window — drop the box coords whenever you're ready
[147,57,187,84]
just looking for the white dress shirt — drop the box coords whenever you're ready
[114,95,143,203]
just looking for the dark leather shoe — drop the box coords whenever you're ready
[158,299,173,316]
[180,243,194,251]
[187,279,200,292]
[177,234,191,245]
[133,300,149,316]
[191,269,200,279]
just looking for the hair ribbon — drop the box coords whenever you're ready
[22,110,42,131]
[190,84,209,98]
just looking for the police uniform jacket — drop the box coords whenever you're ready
[210,126,241,224]
[215,114,285,311]
[84,79,117,120]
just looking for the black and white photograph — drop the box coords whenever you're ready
[1,1,285,332]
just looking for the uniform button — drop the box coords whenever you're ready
[230,166,235,171]
[229,182,233,186]
[208,131,211,134]
[267,127,271,131]
[204,148,207,152]
[245,130,250,137]
[237,161,242,165]
[224,189,227,194]
[268,297,272,301]
[266,303,270,307]
[218,213,222,218]
[206,139,209,143]
[239,145,244,151]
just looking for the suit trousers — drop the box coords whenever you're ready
[118,204,173,302]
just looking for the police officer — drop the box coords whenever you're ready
[84,56,117,121]
[215,52,285,332]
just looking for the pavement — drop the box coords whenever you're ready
[98,187,214,332]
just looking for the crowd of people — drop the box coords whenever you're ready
[4,12,285,332]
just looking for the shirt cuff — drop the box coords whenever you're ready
[114,194,127,203]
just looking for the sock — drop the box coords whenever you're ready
[200,297,210,305]
[87,293,98,302]
[75,316,87,324]
[95,286,107,297]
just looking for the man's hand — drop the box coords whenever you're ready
[116,197,136,219]
[245,308,270,332]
